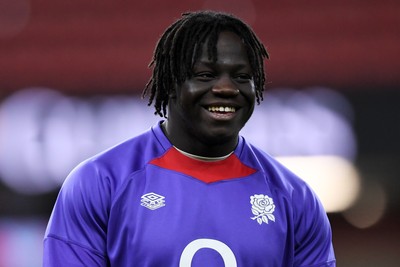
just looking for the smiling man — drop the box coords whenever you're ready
[164,30,256,157]
[43,11,336,267]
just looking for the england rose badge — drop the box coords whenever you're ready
[250,194,276,225]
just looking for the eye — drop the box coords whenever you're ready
[234,73,253,83]
[194,72,215,81]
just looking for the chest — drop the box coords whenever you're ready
[107,166,291,266]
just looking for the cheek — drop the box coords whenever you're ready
[173,89,198,117]
[242,84,256,104]
[184,81,208,96]
[244,92,256,114]
[179,83,206,106]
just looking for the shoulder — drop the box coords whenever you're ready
[46,123,170,236]
[78,123,168,176]
[239,138,328,224]
[238,138,311,196]
[239,138,336,265]
[61,122,171,200]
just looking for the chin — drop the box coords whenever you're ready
[201,130,238,146]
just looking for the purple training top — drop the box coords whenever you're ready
[43,121,336,266]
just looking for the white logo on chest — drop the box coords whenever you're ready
[180,239,237,267]
[141,192,166,210]
[250,194,276,225]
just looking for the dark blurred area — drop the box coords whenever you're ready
[0,0,399,266]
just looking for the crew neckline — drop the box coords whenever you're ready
[173,146,234,162]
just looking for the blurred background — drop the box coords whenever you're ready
[0,0,399,266]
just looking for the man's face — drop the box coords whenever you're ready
[167,31,256,151]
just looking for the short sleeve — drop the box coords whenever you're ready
[293,184,336,267]
[43,161,110,266]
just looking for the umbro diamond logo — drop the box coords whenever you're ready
[141,192,166,210]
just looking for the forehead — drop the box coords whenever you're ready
[197,31,250,65]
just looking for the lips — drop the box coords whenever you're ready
[204,105,238,121]
[207,106,236,113]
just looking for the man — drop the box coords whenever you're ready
[44,11,336,266]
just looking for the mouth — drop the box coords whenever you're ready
[207,106,236,113]
[205,105,238,121]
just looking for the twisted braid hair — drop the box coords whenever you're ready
[142,10,269,117]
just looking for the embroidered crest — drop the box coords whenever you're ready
[250,194,276,225]
[141,192,166,210]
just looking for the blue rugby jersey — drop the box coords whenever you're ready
[43,121,336,266]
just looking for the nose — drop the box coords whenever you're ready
[211,75,240,97]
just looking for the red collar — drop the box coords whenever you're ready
[149,147,256,183]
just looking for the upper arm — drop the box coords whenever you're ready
[43,161,110,266]
[293,185,336,267]
[43,235,108,266]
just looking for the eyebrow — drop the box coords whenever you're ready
[193,60,251,70]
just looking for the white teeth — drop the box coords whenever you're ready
[208,106,236,112]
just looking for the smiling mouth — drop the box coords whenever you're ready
[207,106,236,113]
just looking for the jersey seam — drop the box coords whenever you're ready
[110,124,171,208]
[152,121,171,151]
[110,167,148,209]
[148,163,257,184]
[298,259,336,267]
[45,234,107,258]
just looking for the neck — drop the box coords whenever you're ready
[161,121,238,157]
[174,146,233,162]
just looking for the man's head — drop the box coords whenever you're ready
[143,10,269,118]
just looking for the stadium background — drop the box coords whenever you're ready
[0,0,399,266]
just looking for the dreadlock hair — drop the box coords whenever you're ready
[142,10,269,117]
